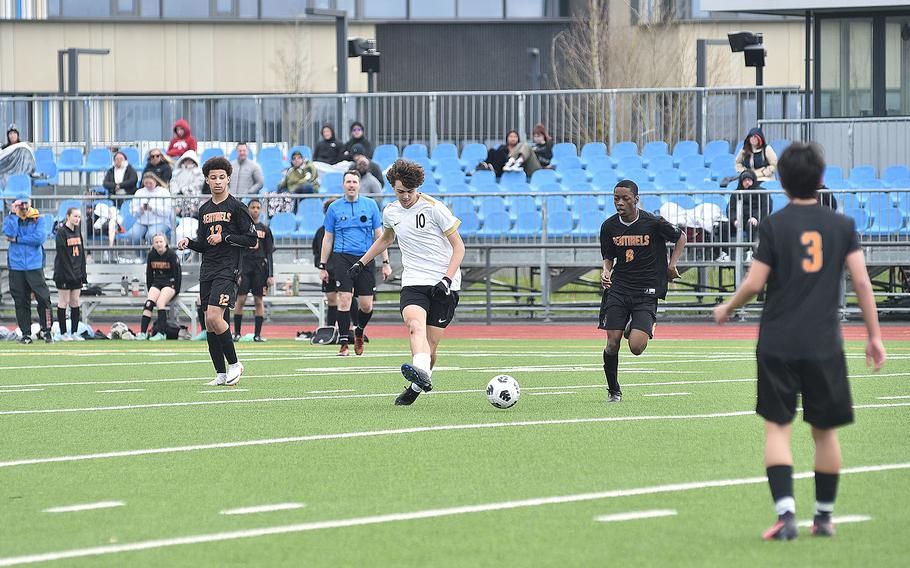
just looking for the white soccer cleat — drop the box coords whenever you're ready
[225,362,244,386]
[206,373,227,386]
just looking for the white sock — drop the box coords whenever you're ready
[229,361,241,369]
[775,497,796,517]
[815,501,834,516]
[217,372,227,381]
[413,352,431,373]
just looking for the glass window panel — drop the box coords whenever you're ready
[162,0,209,18]
[458,0,503,18]
[819,19,873,117]
[47,0,61,16]
[885,17,910,116]
[238,0,257,17]
[214,0,234,14]
[505,0,542,18]
[115,0,135,14]
[260,0,307,18]
[140,0,160,17]
[410,0,455,18]
[336,0,356,18]
[362,0,406,19]
[60,0,110,17]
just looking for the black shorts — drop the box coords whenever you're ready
[54,278,82,291]
[399,285,459,329]
[149,280,175,292]
[756,350,853,429]
[332,253,376,296]
[238,263,269,297]
[598,289,657,338]
[321,271,337,293]
[200,277,238,310]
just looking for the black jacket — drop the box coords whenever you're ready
[314,139,342,164]
[53,224,87,284]
[143,161,173,186]
[146,247,182,293]
[103,165,139,195]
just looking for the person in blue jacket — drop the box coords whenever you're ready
[3,195,53,343]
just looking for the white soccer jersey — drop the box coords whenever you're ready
[383,194,462,290]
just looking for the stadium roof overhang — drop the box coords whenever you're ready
[700,0,910,17]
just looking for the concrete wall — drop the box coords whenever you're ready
[0,20,376,94]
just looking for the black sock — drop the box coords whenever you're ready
[814,471,839,517]
[603,350,620,394]
[234,314,243,336]
[71,307,80,335]
[766,465,795,516]
[356,309,373,334]
[337,310,351,344]
[223,307,231,326]
[57,307,67,335]
[254,315,264,337]
[197,305,206,333]
[327,305,338,328]
[157,309,167,334]
[140,315,151,335]
[350,306,360,328]
[206,330,226,373]
[218,329,239,365]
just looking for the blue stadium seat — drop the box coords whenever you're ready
[473,183,501,194]
[118,147,141,169]
[257,146,285,167]
[33,161,58,187]
[508,195,537,220]
[546,210,574,237]
[411,156,433,173]
[672,140,699,166]
[762,180,782,190]
[620,168,651,185]
[853,179,887,189]
[824,166,845,182]
[569,195,600,221]
[824,178,851,189]
[882,165,909,186]
[296,198,324,221]
[447,196,476,217]
[445,183,471,196]
[288,145,312,161]
[591,170,619,191]
[458,209,480,236]
[1,173,31,198]
[268,212,298,239]
[477,196,508,221]
[846,208,870,232]
[34,147,55,165]
[438,170,467,188]
[698,194,728,210]
[554,155,583,170]
[55,199,81,221]
[864,192,895,213]
[56,148,84,172]
[769,139,791,156]
[639,195,662,213]
[292,211,324,239]
[708,154,736,179]
[373,144,399,169]
[418,179,438,195]
[512,210,542,237]
[529,168,558,189]
[431,143,459,163]
[559,169,589,187]
[571,212,603,237]
[615,155,644,174]
[682,167,712,185]
[840,193,863,216]
[459,143,487,169]
[477,214,512,238]
[469,169,496,188]
[642,141,669,162]
[771,193,789,212]
[637,181,658,193]
[500,171,528,186]
[543,194,570,214]
[552,142,578,161]
[646,155,674,172]
[664,195,696,209]
[80,148,112,173]
[896,190,910,215]
[505,181,532,195]
[703,140,730,161]
[261,171,283,193]
[402,143,429,160]
[434,158,463,174]
[654,169,681,187]
[119,201,137,233]
[848,165,877,185]
[580,142,607,167]
[864,207,904,235]
[321,172,344,194]
[584,155,613,172]
[677,154,705,171]
[663,181,689,192]
[610,141,638,162]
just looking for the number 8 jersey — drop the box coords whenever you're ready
[754,203,861,357]
[382,194,462,290]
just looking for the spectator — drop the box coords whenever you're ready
[171,150,205,218]
[3,196,53,343]
[735,127,777,182]
[0,124,36,187]
[278,150,319,194]
[352,154,382,194]
[3,125,20,149]
[818,185,838,211]
[313,124,343,164]
[502,130,541,176]
[485,134,512,176]
[531,123,554,168]
[53,206,87,341]
[143,148,172,186]
[102,151,139,196]
[341,121,373,160]
[166,119,197,159]
[714,170,770,261]
[229,142,264,195]
[130,172,172,245]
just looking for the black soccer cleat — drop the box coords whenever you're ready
[607,391,622,403]
[44,332,54,344]
[232,333,241,342]
[400,364,433,392]
[253,335,265,342]
[811,514,835,537]
[18,336,32,344]
[762,512,798,541]
[394,386,421,406]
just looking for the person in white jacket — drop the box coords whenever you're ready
[171,149,205,219]
[129,171,173,245]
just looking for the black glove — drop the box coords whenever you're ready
[433,276,452,298]
[347,260,365,278]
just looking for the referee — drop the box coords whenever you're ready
[319,170,391,356]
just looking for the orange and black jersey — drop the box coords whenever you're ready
[600,210,682,299]
[53,224,86,284]
[187,195,257,282]
[243,221,275,276]
[754,203,861,358]
[146,247,182,293]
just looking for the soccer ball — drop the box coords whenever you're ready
[486,375,520,409]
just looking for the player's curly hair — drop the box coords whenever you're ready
[614,179,639,195]
[386,158,425,190]
[203,156,233,177]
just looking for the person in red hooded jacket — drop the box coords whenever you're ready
[166,119,197,159]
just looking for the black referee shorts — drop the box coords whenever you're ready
[598,289,657,338]
[200,277,238,310]
[238,261,269,297]
[756,350,854,429]
[400,285,459,329]
[332,253,376,296]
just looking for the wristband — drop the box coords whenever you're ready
[317,262,326,270]
[382,260,390,265]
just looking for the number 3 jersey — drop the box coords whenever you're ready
[191,195,257,282]
[382,194,462,291]
[600,210,682,299]
[754,203,861,357]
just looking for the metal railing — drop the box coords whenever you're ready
[0,87,801,155]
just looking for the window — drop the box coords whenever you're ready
[458,0,503,19]
[260,0,307,18]
[885,17,910,116]
[140,0,160,17]
[336,0,356,17]
[213,0,235,16]
[506,0,543,18]
[819,19,873,117]
[113,0,137,16]
[57,0,111,17]
[162,0,209,18]
[362,0,406,19]
[409,0,455,19]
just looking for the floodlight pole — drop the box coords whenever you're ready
[756,64,764,121]
[695,39,728,148]
[57,48,110,144]
[306,8,348,127]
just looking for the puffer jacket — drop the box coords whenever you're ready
[3,212,50,271]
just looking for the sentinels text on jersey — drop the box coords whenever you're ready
[600,210,682,298]
[190,195,258,281]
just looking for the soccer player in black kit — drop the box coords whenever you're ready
[138,234,181,340]
[234,198,274,342]
[714,142,886,541]
[53,207,87,340]
[599,179,687,402]
[178,156,257,386]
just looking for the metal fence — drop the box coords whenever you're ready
[0,87,801,155]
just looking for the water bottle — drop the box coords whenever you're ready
[285,276,293,296]
[131,278,140,297]
[120,276,129,296]
[292,273,299,296]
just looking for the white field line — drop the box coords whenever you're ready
[198,389,250,394]
[219,503,306,516]
[0,356,320,371]
[642,393,690,397]
[2,404,909,470]
[0,373,311,389]
[796,515,871,528]
[1,464,904,567]
[878,395,910,400]
[42,501,124,514]
[529,392,577,396]
[96,389,145,393]
[306,389,356,394]
[0,388,44,393]
[593,509,677,522]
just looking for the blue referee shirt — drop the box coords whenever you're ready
[323,196,383,256]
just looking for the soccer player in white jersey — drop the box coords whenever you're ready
[348,159,465,405]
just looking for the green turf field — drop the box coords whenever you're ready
[1,338,908,566]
